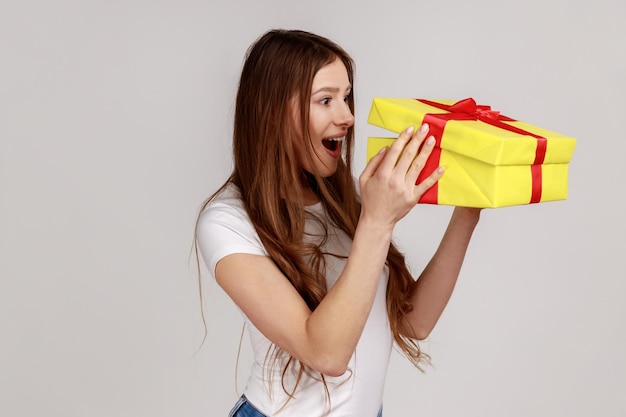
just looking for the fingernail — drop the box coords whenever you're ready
[426,136,435,146]
[378,146,387,155]
[420,123,429,133]
[404,125,414,135]
[437,166,445,174]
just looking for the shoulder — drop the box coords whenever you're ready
[196,183,268,275]
[198,183,258,238]
[199,183,249,225]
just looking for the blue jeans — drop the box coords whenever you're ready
[228,396,266,417]
[229,395,383,416]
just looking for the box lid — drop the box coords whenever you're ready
[368,97,576,166]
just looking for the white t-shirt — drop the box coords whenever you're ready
[197,183,392,417]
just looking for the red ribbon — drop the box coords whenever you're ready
[416,98,547,205]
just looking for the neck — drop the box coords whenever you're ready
[299,173,321,206]
[303,187,320,206]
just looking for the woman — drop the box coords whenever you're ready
[195,29,480,417]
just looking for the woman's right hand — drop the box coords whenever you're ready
[359,123,443,229]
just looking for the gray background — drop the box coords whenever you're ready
[1,0,625,416]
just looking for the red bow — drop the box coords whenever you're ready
[447,98,502,120]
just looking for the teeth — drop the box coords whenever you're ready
[326,136,345,142]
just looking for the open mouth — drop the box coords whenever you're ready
[322,137,344,153]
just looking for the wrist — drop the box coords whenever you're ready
[356,213,394,242]
[451,207,481,228]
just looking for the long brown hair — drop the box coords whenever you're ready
[195,28,428,408]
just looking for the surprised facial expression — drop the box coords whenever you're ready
[292,59,355,178]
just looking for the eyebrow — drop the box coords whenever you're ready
[311,85,352,95]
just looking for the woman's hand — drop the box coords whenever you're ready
[359,123,443,229]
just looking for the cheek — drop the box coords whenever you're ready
[307,109,325,138]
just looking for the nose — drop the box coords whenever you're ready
[336,102,355,128]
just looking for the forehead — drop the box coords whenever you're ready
[311,59,351,91]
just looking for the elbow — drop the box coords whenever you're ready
[404,322,432,341]
[319,363,349,378]
[309,355,350,377]
[412,328,431,341]
[300,331,351,377]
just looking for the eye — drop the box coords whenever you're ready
[320,97,331,105]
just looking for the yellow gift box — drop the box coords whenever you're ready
[367,98,577,208]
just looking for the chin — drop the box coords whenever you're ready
[303,154,341,178]
[318,164,339,178]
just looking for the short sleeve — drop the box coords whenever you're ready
[196,198,268,278]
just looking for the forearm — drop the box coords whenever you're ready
[304,216,393,374]
[403,207,480,339]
